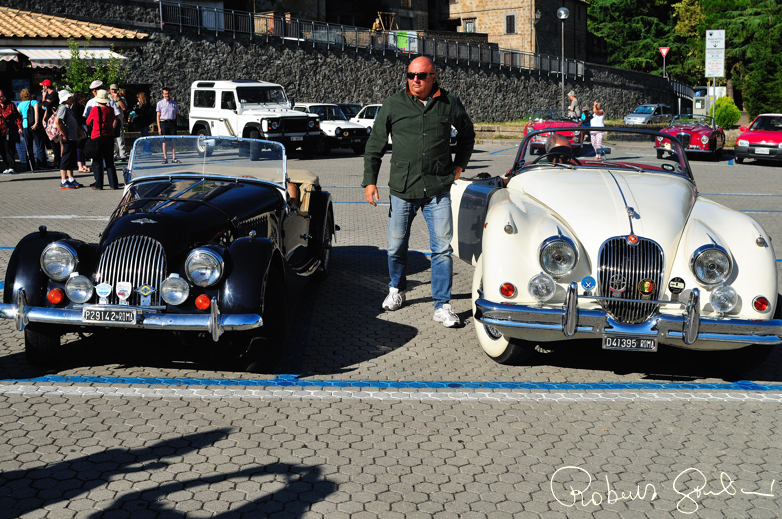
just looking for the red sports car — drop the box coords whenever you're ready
[523,109,585,154]
[735,114,782,163]
[655,114,725,159]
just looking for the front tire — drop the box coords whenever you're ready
[656,149,664,159]
[25,326,61,366]
[472,257,535,365]
[735,156,744,164]
[315,138,330,156]
[714,294,781,377]
[352,144,365,155]
[249,129,261,161]
[313,208,333,281]
[195,128,214,157]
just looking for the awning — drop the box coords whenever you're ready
[15,47,126,69]
[0,48,18,62]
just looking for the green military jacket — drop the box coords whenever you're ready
[363,86,475,200]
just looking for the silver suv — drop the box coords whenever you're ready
[623,104,674,125]
[188,80,320,158]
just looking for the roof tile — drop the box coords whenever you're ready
[0,7,148,39]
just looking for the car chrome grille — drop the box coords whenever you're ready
[282,117,309,134]
[95,235,167,306]
[677,132,690,147]
[597,237,664,324]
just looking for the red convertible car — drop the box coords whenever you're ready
[655,114,725,159]
[523,109,585,154]
[735,114,782,164]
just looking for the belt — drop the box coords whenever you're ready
[160,119,173,122]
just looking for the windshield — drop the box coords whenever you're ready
[338,104,361,116]
[513,127,692,180]
[749,116,782,131]
[632,106,655,114]
[235,86,287,105]
[530,109,573,122]
[671,114,712,126]
[310,105,348,121]
[128,136,286,186]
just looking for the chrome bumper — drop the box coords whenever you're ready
[0,288,262,342]
[476,283,782,346]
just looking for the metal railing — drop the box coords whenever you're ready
[159,1,585,79]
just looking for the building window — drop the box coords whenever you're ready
[505,14,516,34]
[401,0,412,8]
[464,18,475,33]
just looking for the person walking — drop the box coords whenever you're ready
[41,79,59,168]
[85,90,119,190]
[109,84,127,162]
[0,89,23,174]
[156,87,180,163]
[591,101,606,159]
[363,56,475,328]
[54,90,82,189]
[17,88,47,171]
[567,90,582,120]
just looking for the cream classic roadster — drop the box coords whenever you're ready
[452,128,782,369]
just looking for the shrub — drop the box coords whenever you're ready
[709,97,741,128]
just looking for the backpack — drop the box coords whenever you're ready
[45,115,63,143]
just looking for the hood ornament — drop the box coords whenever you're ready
[132,218,157,225]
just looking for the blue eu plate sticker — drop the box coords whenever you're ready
[581,276,596,291]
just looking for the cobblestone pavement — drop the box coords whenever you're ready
[0,143,781,517]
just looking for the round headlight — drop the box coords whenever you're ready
[41,242,78,281]
[270,120,279,130]
[161,274,190,305]
[539,237,578,278]
[308,119,316,128]
[700,135,709,144]
[738,139,749,147]
[528,273,556,302]
[691,246,732,286]
[710,285,738,313]
[335,127,342,136]
[366,127,371,134]
[572,130,580,136]
[185,249,224,287]
[656,136,663,142]
[65,274,93,303]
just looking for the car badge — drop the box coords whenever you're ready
[136,284,156,307]
[581,276,596,295]
[96,283,113,305]
[608,275,627,297]
[668,277,685,302]
[132,218,157,225]
[116,282,132,305]
[638,278,656,299]
[626,234,639,245]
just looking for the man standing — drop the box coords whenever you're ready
[109,84,127,162]
[41,79,59,168]
[156,87,180,163]
[567,90,581,120]
[363,56,475,327]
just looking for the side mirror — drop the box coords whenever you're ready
[289,98,295,108]
[739,126,748,132]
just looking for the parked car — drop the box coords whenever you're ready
[523,109,585,154]
[188,80,320,159]
[293,102,370,154]
[335,102,361,118]
[623,104,674,125]
[656,114,725,159]
[0,136,335,371]
[734,114,782,164]
[450,127,781,371]
[351,103,459,148]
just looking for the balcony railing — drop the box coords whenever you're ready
[159,1,586,78]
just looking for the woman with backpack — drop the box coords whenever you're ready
[17,88,48,171]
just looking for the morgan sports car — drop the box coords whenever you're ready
[0,136,335,370]
[734,113,782,164]
[523,109,585,154]
[451,127,782,369]
[656,114,725,159]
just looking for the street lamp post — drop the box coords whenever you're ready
[557,7,570,111]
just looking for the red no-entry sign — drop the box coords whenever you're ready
[660,47,670,57]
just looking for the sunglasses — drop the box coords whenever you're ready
[406,72,433,80]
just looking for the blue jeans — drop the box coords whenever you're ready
[387,193,453,309]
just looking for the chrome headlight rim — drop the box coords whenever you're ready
[700,135,709,144]
[690,244,732,286]
[65,274,93,304]
[709,284,738,314]
[40,242,78,282]
[538,236,579,279]
[185,248,224,287]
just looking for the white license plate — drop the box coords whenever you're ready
[83,308,136,324]
[603,336,657,352]
[755,147,770,155]
[351,138,361,143]
[290,136,304,141]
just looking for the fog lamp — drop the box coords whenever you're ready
[710,285,738,314]
[528,273,556,303]
[161,274,190,305]
[65,274,93,304]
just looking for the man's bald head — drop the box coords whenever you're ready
[406,57,437,101]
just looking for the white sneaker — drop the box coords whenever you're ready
[433,303,461,328]
[382,287,405,311]
[2,169,13,174]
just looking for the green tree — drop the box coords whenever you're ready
[710,96,741,127]
[61,38,125,94]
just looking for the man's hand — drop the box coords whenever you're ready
[365,184,380,206]
[454,166,463,181]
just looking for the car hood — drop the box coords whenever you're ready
[664,125,711,135]
[320,120,366,130]
[517,169,696,255]
[738,130,782,144]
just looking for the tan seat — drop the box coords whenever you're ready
[288,169,319,213]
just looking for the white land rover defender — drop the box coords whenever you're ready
[189,80,320,158]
